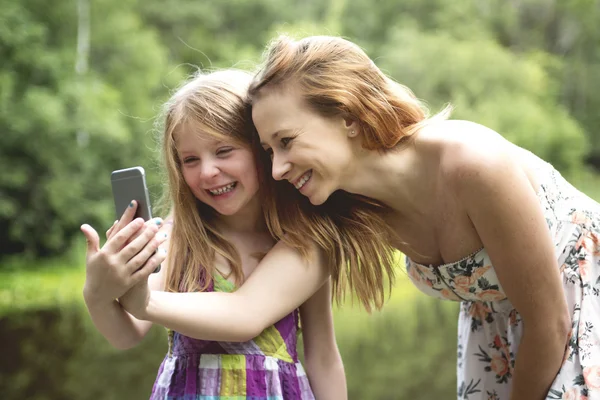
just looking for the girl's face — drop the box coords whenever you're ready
[252,85,355,206]
[176,122,260,216]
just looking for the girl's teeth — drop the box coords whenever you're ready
[295,171,311,189]
[209,183,236,195]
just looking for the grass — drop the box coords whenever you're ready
[0,237,89,316]
[0,265,86,316]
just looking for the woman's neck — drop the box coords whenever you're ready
[340,136,438,220]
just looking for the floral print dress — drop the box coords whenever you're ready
[406,155,600,400]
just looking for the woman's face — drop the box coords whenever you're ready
[252,85,355,206]
[176,122,260,216]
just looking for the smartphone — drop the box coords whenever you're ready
[111,166,160,273]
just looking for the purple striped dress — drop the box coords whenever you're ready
[149,274,315,400]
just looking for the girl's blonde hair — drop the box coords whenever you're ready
[248,35,450,311]
[158,69,256,293]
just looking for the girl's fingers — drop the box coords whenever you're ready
[106,220,118,240]
[104,217,146,254]
[109,201,139,240]
[124,230,168,275]
[131,248,167,283]
[126,218,164,245]
[81,224,100,255]
[119,223,164,270]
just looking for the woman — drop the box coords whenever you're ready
[247,35,600,399]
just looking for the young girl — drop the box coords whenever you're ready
[81,69,346,399]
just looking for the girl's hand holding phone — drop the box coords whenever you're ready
[81,202,168,304]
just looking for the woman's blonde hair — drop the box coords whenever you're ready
[248,35,450,311]
[158,69,256,293]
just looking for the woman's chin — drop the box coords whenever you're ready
[307,190,329,206]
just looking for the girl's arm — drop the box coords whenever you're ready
[299,278,347,400]
[123,240,330,342]
[448,137,570,400]
[82,203,171,350]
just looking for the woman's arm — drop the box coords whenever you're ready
[449,140,570,400]
[123,240,330,342]
[299,278,347,400]
[82,203,171,349]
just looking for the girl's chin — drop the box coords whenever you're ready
[213,206,241,216]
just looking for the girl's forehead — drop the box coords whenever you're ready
[174,121,231,148]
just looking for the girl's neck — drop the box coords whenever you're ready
[214,195,268,235]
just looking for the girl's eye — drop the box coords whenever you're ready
[183,156,198,164]
[217,147,233,156]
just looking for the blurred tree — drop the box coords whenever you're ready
[138,0,287,71]
[339,0,600,170]
[0,0,170,262]
[378,28,588,175]
[476,0,600,169]
[1,0,598,265]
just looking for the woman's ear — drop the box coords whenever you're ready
[343,117,359,138]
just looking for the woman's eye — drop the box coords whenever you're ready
[281,137,293,147]
[217,147,233,156]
